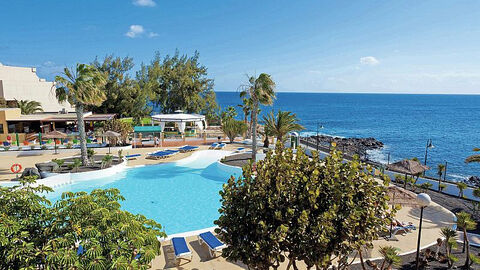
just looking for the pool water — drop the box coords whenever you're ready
[45,151,242,235]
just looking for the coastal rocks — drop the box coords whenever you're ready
[35,162,59,173]
[466,176,480,187]
[306,135,383,155]
[21,167,41,179]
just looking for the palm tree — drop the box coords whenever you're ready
[457,182,467,198]
[466,148,480,163]
[441,227,458,269]
[262,110,304,144]
[237,98,252,138]
[16,99,43,114]
[54,64,107,166]
[456,212,477,268]
[378,246,401,270]
[240,73,276,162]
[437,164,446,191]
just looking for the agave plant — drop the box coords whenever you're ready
[101,155,114,169]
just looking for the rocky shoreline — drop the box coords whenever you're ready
[303,135,384,155]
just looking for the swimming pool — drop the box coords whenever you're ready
[45,150,242,235]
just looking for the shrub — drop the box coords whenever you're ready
[215,143,395,269]
[0,177,165,269]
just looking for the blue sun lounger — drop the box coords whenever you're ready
[147,151,173,160]
[235,147,245,153]
[178,145,199,152]
[216,143,226,149]
[209,142,219,149]
[126,154,141,160]
[198,231,226,258]
[172,237,192,265]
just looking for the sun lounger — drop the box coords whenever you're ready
[198,231,226,258]
[171,237,192,265]
[385,226,410,241]
[126,154,141,160]
[215,143,226,149]
[235,147,245,153]
[178,145,199,152]
[147,150,178,160]
[209,142,219,149]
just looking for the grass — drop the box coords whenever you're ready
[119,117,152,125]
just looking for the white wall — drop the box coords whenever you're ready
[0,64,73,113]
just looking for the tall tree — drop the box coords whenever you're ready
[240,73,276,161]
[237,98,252,138]
[262,110,304,143]
[456,212,477,268]
[144,51,219,122]
[54,64,107,166]
[91,55,151,120]
[15,99,43,114]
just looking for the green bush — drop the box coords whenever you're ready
[0,177,165,269]
[215,143,395,269]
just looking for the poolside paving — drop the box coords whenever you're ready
[0,142,247,181]
[149,199,455,269]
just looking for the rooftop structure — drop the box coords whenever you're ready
[0,108,115,142]
[0,63,73,113]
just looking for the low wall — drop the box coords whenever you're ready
[31,160,127,189]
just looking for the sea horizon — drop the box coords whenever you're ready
[216,92,480,182]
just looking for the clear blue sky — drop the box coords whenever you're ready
[1,0,479,94]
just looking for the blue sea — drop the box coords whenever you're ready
[215,92,480,182]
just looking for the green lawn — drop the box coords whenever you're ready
[119,117,152,125]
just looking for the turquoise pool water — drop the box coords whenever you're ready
[45,151,242,235]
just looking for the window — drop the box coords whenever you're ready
[0,124,3,134]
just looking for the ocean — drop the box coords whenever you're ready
[215,92,480,182]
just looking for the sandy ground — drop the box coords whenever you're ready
[0,144,456,269]
[149,200,455,270]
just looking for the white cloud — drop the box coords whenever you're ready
[125,25,145,38]
[133,0,156,7]
[360,56,380,66]
[43,61,55,67]
[148,32,159,38]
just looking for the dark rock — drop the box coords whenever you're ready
[306,135,383,156]
[466,176,480,187]
[21,167,41,179]
[35,162,59,173]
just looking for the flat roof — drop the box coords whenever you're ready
[134,126,163,132]
[6,112,116,122]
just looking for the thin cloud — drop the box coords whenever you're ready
[148,32,159,38]
[360,56,380,66]
[125,25,145,38]
[132,0,156,7]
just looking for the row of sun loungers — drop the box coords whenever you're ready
[145,145,199,159]
[172,231,226,266]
